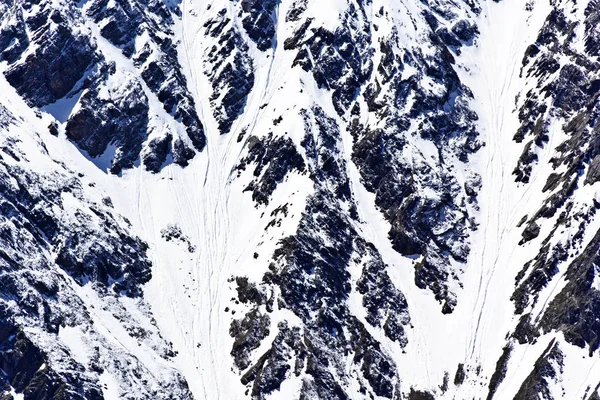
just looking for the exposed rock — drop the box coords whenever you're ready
[5,26,96,107]
[0,0,206,174]
[539,228,600,353]
[230,308,271,371]
[513,340,563,400]
[231,106,408,398]
[236,134,306,205]
[0,103,191,399]
[486,344,512,400]
[204,10,255,134]
[235,0,278,51]
[65,68,150,174]
[454,363,465,385]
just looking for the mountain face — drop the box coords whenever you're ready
[2,0,600,399]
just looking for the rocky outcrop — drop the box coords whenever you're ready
[538,228,600,354]
[511,0,600,337]
[0,0,205,173]
[235,0,278,51]
[284,5,373,115]
[236,134,306,205]
[513,340,564,400]
[203,9,255,134]
[4,21,96,107]
[230,106,409,399]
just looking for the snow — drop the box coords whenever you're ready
[3,0,600,398]
[9,388,23,400]
[98,371,122,400]
[444,0,555,396]
[43,90,85,123]
[20,1,319,398]
[58,326,90,366]
[266,376,303,400]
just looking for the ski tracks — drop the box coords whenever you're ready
[459,0,554,388]
[163,2,296,398]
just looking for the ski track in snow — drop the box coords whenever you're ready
[452,0,554,394]
[115,1,298,398]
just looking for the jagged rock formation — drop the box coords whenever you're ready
[0,0,205,174]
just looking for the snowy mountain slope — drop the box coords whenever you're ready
[0,76,192,399]
[3,0,600,399]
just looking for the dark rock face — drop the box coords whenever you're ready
[0,5,29,63]
[284,6,373,115]
[512,242,567,315]
[512,9,574,183]
[510,1,600,340]
[204,10,255,134]
[4,25,96,108]
[235,0,278,51]
[143,134,173,173]
[356,241,410,344]
[408,389,435,400]
[0,0,205,173]
[538,228,600,353]
[454,363,466,386]
[0,317,103,400]
[87,0,207,158]
[0,160,151,298]
[350,8,480,313]
[493,4,600,398]
[281,0,482,314]
[225,1,489,395]
[231,308,271,371]
[513,340,563,400]
[236,134,306,205]
[486,345,512,400]
[231,106,410,399]
[160,224,196,252]
[89,0,206,163]
[65,69,150,174]
[239,322,301,397]
[87,0,176,56]
[513,7,596,182]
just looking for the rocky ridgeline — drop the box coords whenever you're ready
[202,7,255,134]
[282,0,481,314]
[231,106,411,399]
